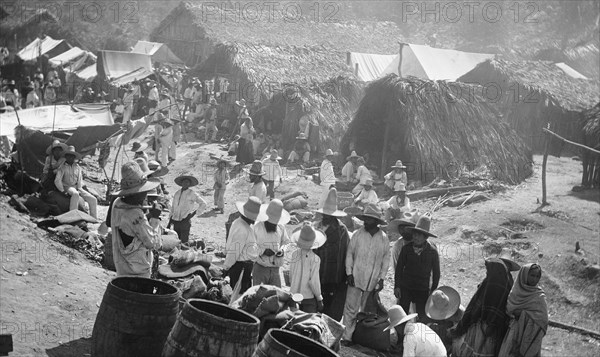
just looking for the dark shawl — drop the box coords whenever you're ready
[314,219,350,286]
[455,258,513,346]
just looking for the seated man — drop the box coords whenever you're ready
[287,133,311,164]
[54,146,97,219]
[354,179,378,208]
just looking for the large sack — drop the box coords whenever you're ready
[44,191,87,214]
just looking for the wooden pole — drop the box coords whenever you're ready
[380,121,390,180]
[542,127,600,155]
[549,319,600,340]
[107,138,124,201]
[541,130,549,206]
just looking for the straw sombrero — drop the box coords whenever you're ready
[235,196,261,221]
[46,140,68,155]
[315,188,347,217]
[256,199,290,225]
[174,174,199,187]
[295,133,308,140]
[245,160,266,176]
[383,305,418,331]
[406,213,437,238]
[425,286,461,321]
[324,149,335,158]
[346,151,359,160]
[235,99,247,107]
[387,212,419,234]
[113,161,161,196]
[391,160,407,169]
[291,224,326,250]
[61,145,82,159]
[355,204,386,226]
[130,141,148,153]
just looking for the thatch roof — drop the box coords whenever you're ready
[152,1,404,54]
[197,42,354,86]
[0,8,59,33]
[459,58,599,112]
[341,74,533,184]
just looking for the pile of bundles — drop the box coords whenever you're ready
[36,210,103,262]
[231,284,345,351]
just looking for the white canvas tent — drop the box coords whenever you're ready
[0,105,113,141]
[17,36,71,63]
[70,64,97,82]
[49,47,97,72]
[348,53,400,82]
[131,41,184,65]
[399,43,495,81]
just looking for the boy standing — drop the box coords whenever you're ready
[262,149,282,200]
[289,224,325,313]
[213,158,229,214]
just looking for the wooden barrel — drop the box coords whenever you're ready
[102,233,115,271]
[91,277,181,357]
[253,329,340,357]
[162,299,260,357]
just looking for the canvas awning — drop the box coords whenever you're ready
[97,50,153,81]
[72,103,114,124]
[348,52,400,82]
[399,43,495,81]
[48,47,96,71]
[131,41,184,65]
[17,36,71,63]
[71,64,97,82]
[0,105,113,141]
[110,67,154,86]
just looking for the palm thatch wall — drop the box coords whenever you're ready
[340,74,533,185]
[580,103,600,187]
[458,58,599,154]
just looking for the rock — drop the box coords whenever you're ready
[459,268,465,272]
[583,265,600,279]
[538,253,544,258]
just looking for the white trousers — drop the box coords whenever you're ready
[342,285,371,340]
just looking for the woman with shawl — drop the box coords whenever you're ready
[498,263,548,357]
[452,258,516,357]
[237,116,255,164]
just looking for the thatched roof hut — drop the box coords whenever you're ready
[458,58,599,154]
[340,74,533,185]
[579,103,600,187]
[150,1,404,67]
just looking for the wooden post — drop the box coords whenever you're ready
[541,130,549,206]
[380,121,390,180]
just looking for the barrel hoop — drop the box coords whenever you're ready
[178,314,259,343]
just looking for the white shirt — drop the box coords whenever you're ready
[54,162,83,192]
[346,227,390,292]
[403,322,447,357]
[253,222,290,267]
[183,87,193,99]
[148,87,159,101]
[387,195,411,211]
[341,161,357,182]
[170,188,206,221]
[355,189,378,205]
[320,159,336,186]
[288,247,323,301]
[249,181,268,203]
[355,165,372,185]
[262,159,282,181]
[223,217,259,270]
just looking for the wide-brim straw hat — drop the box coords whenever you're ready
[235,99,247,107]
[291,224,326,250]
[426,286,461,321]
[324,149,335,158]
[363,179,373,187]
[346,151,359,160]
[61,145,82,159]
[245,160,266,176]
[235,196,262,221]
[174,174,199,187]
[383,305,418,331]
[257,199,290,225]
[406,213,437,238]
[46,140,68,155]
[315,188,347,217]
[269,149,282,160]
[130,141,148,152]
[387,212,419,233]
[113,161,161,196]
[296,133,308,140]
[355,203,386,225]
[391,160,407,169]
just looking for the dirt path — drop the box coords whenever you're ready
[1,138,598,356]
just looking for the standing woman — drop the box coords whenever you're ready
[498,263,548,357]
[237,116,255,164]
[452,257,518,357]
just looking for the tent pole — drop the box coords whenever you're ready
[14,110,26,194]
[541,129,549,206]
[108,138,124,201]
[380,121,390,180]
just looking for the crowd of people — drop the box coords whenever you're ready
[78,133,547,357]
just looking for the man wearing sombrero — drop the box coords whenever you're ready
[213,156,229,214]
[425,286,464,352]
[41,140,67,191]
[287,132,311,164]
[342,203,390,343]
[383,305,447,356]
[383,182,411,222]
[223,196,261,295]
[341,151,359,184]
[318,149,337,207]
[262,149,283,200]
[252,199,290,287]
[248,160,268,203]
[154,113,174,166]
[131,140,149,163]
[388,212,418,272]
[384,160,408,195]
[395,213,441,322]
[110,161,162,278]
[54,146,98,219]
[204,97,219,143]
[167,173,207,244]
[313,188,350,321]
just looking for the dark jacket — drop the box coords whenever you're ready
[395,241,440,292]
[313,220,350,286]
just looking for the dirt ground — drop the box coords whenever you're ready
[1,137,599,356]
